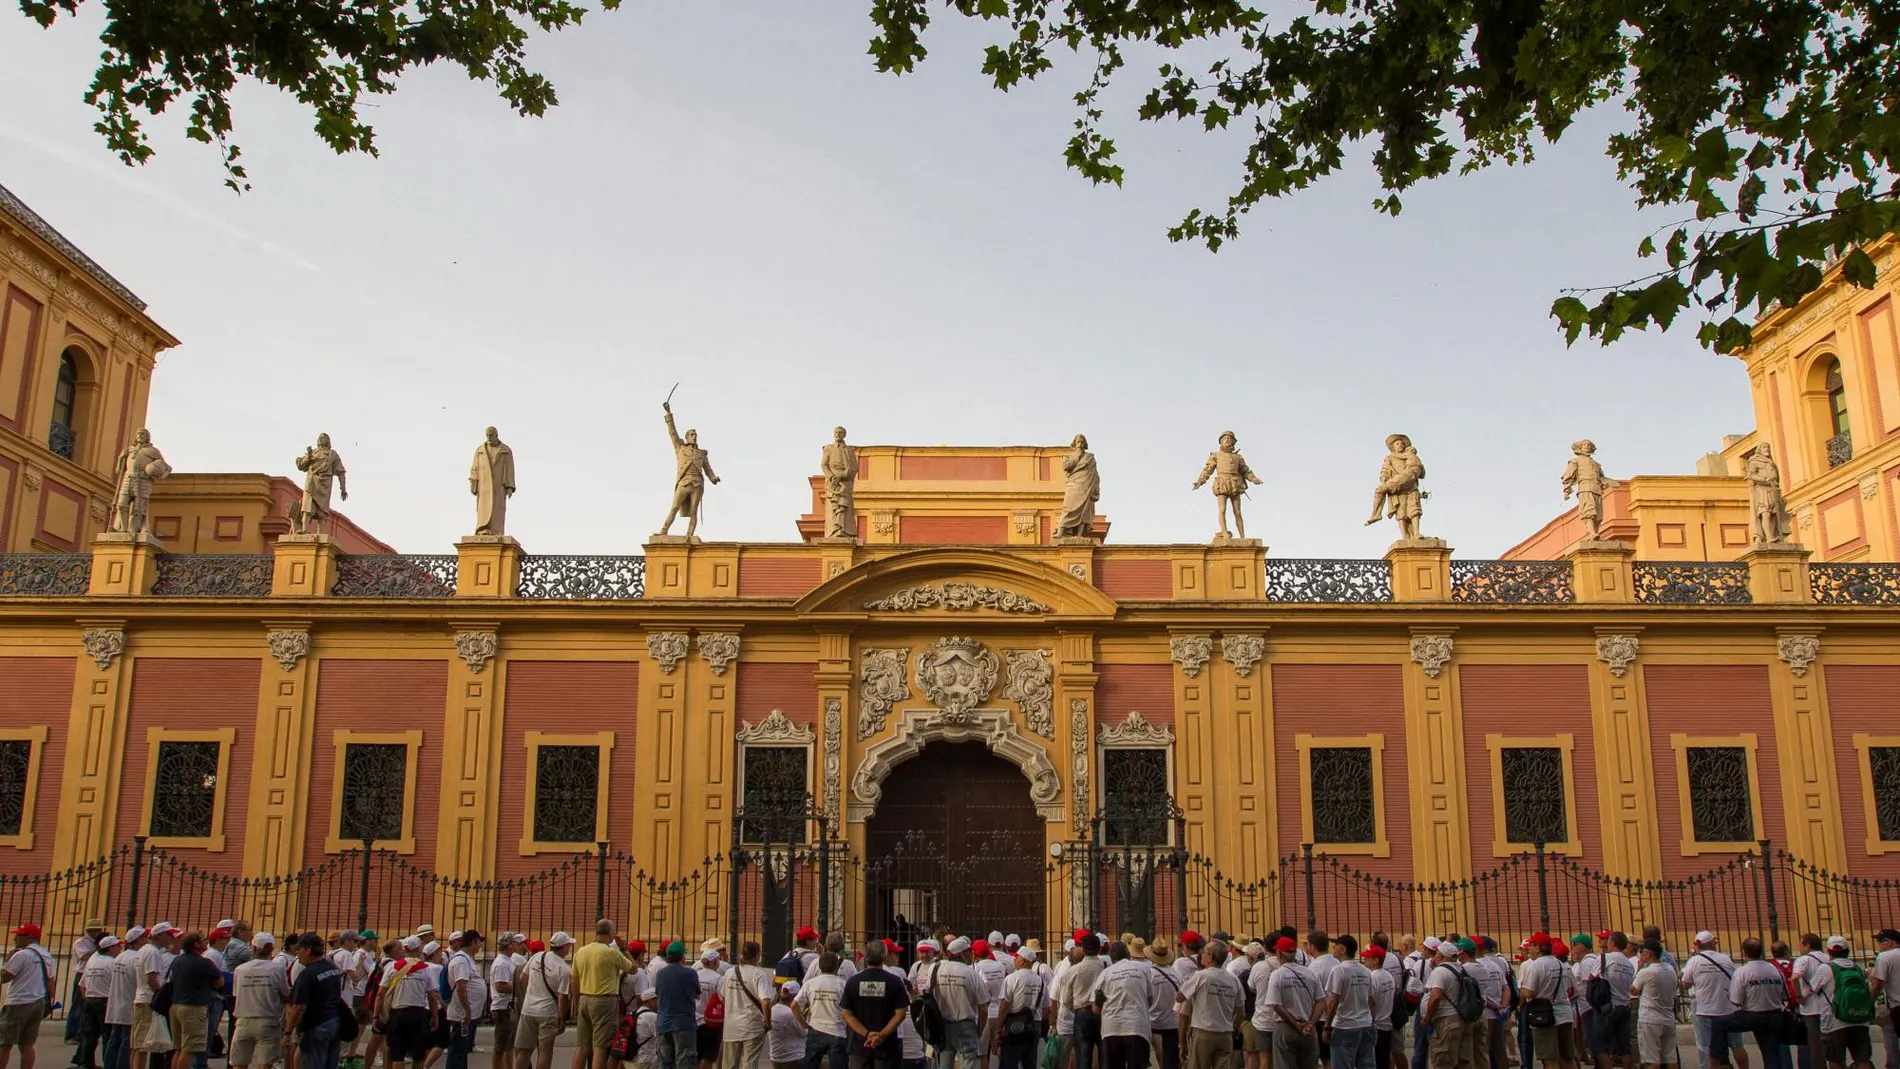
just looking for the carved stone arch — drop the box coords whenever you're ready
[848,708,1063,823]
[793,547,1118,621]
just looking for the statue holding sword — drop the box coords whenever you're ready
[657,388,719,540]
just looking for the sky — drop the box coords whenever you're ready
[0,4,1755,557]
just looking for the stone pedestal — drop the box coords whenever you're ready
[1385,538,1452,602]
[454,535,524,598]
[1206,541,1265,599]
[270,534,338,597]
[814,538,858,584]
[88,532,163,596]
[1742,542,1813,604]
[1054,537,1100,584]
[1563,539,1636,603]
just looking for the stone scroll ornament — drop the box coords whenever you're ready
[1003,649,1055,738]
[823,697,843,820]
[864,582,1049,614]
[1170,635,1213,677]
[1409,634,1454,678]
[1070,698,1090,838]
[647,632,689,674]
[1220,634,1265,677]
[734,708,815,744]
[696,633,740,676]
[267,630,311,672]
[454,630,499,673]
[1777,634,1820,677]
[915,637,1002,723]
[857,648,910,739]
[1596,634,1639,677]
[83,628,125,670]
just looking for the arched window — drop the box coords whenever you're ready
[1824,358,1853,467]
[48,351,78,460]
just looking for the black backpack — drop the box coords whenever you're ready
[1585,954,1614,1012]
[1448,966,1484,1023]
[911,963,946,1048]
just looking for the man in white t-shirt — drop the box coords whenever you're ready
[1326,936,1376,1069]
[972,940,1007,1068]
[488,934,521,1068]
[1244,942,1279,1069]
[1363,947,1396,1069]
[794,951,849,1069]
[231,935,291,1069]
[1520,934,1579,1069]
[1091,943,1155,1069]
[514,934,573,1069]
[1264,938,1320,1069]
[1681,933,1744,1069]
[1867,930,1900,1069]
[997,949,1047,1069]
[1628,942,1677,1069]
[1806,938,1873,1069]
[444,931,490,1069]
[719,941,777,1069]
[1712,939,1791,1069]
[1421,940,1472,1069]
[1791,934,1832,1066]
[1178,942,1242,1069]
[0,922,57,1069]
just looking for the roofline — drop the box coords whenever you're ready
[0,181,149,313]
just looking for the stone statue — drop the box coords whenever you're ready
[1746,444,1792,545]
[1364,433,1427,541]
[108,428,172,535]
[1191,430,1263,541]
[819,426,857,540]
[1561,439,1618,541]
[658,402,718,539]
[290,433,348,535]
[1056,435,1099,538]
[469,426,516,536]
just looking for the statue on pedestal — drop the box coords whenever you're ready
[1561,439,1617,541]
[108,428,172,534]
[291,433,348,535]
[658,402,718,538]
[820,426,857,540]
[470,426,516,536]
[1366,433,1426,541]
[1056,435,1099,538]
[1746,444,1792,545]
[1191,431,1262,541]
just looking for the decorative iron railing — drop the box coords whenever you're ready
[516,555,646,599]
[150,554,272,597]
[47,420,75,461]
[1810,562,1900,605]
[331,554,457,598]
[1264,559,1392,602]
[0,553,92,595]
[1449,559,1574,603]
[1826,430,1853,468]
[1632,561,1752,604]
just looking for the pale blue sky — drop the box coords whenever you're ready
[0,4,1753,556]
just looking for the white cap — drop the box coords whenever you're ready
[701,949,721,963]
[253,933,276,948]
[782,980,801,996]
[947,937,972,955]
[151,921,178,937]
[988,931,1004,944]
[216,920,236,930]
[1016,947,1038,962]
[449,931,465,943]
[422,941,441,956]
[1005,934,1021,947]
[549,932,574,949]
[917,939,940,954]
[1063,939,1076,952]
[1244,941,1267,957]
[1694,931,1716,946]
[401,936,421,951]
[97,936,121,950]
[1422,937,1442,951]
[124,926,147,943]
[1827,935,1850,951]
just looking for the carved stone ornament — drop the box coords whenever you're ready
[1070,698,1090,837]
[696,632,741,676]
[1098,710,1176,747]
[1596,633,1640,677]
[915,637,1002,722]
[857,647,910,739]
[850,707,1063,822]
[89,497,109,524]
[1013,511,1039,536]
[646,632,689,674]
[1068,563,1087,579]
[82,628,124,670]
[735,708,816,744]
[1221,634,1266,677]
[871,511,897,536]
[267,629,311,671]
[1861,472,1881,500]
[1003,649,1055,739]
[823,696,843,819]
[22,466,43,493]
[864,582,1049,614]
[1409,634,1454,678]
[1170,634,1213,677]
[454,630,499,673]
[1777,633,1821,677]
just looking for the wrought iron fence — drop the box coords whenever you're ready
[515,555,646,599]
[1265,559,1393,603]
[1810,562,1900,604]
[151,554,273,596]
[0,553,92,595]
[332,554,458,598]
[47,420,76,461]
[1632,561,1752,604]
[1449,560,1574,603]
[1827,430,1854,468]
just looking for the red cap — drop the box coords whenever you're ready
[1180,930,1202,947]
[627,940,646,954]
[1552,940,1570,958]
[971,940,991,958]
[1074,929,1091,944]
[797,927,820,943]
[1273,936,1297,953]
[528,940,546,953]
[1595,930,1613,942]
[882,938,902,953]
[9,924,39,938]
[1362,946,1387,960]
[1529,931,1553,947]
[210,928,232,940]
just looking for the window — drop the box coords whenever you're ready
[326,731,421,853]
[1295,733,1389,856]
[1824,359,1853,467]
[1668,733,1763,852]
[0,728,46,848]
[1484,734,1581,856]
[339,743,409,843]
[1100,749,1172,847]
[740,746,810,844]
[1850,735,1900,855]
[520,731,613,853]
[140,729,235,848]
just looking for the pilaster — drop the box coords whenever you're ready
[244,623,318,896]
[1741,543,1813,604]
[1767,629,1847,876]
[1586,627,1662,915]
[1055,630,1099,843]
[1386,540,1452,603]
[87,533,161,596]
[435,623,505,890]
[50,620,132,878]
[1053,539,1099,587]
[815,630,853,930]
[632,627,690,882]
[1563,540,1636,603]
[453,536,523,597]
[1401,627,1470,926]
[1209,632,1271,877]
[270,534,337,596]
[1168,630,1215,856]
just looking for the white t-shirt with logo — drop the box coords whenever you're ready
[445,952,489,1022]
[1682,951,1738,1017]
[2,945,53,1006]
[1631,962,1676,1020]
[490,954,516,1011]
[794,972,847,1038]
[1328,960,1374,1030]
[718,965,776,1042]
[1089,959,1155,1039]
[519,952,570,1019]
[1730,959,1789,1013]
[1793,951,1831,1016]
[1518,956,1575,1024]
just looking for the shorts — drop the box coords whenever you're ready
[1591,1007,1632,1056]
[1824,1027,1872,1066]
[577,994,620,1051]
[1532,1023,1578,1064]
[231,1017,284,1066]
[387,1006,434,1062]
[0,1003,46,1046]
[700,1025,726,1061]
[491,1006,516,1052]
[1638,1020,1675,1066]
[171,1005,210,1053]
[516,1013,561,1049]
[1247,1025,1273,1054]
[1427,1018,1467,1069]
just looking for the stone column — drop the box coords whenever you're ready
[1402,628,1470,931]
[1055,630,1099,932]
[1563,540,1636,603]
[88,533,162,596]
[270,534,338,596]
[245,623,318,897]
[454,536,524,597]
[815,631,853,933]
[1586,627,1662,927]
[434,624,504,895]
[1742,543,1813,604]
[1386,540,1452,602]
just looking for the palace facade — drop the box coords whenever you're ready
[3,186,1900,953]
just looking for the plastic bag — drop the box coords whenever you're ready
[1040,1035,1059,1069]
[142,1015,175,1053]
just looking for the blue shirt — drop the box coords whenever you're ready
[656,964,700,1034]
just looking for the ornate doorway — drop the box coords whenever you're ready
[862,741,1044,948]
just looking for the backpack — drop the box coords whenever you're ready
[611,1006,652,1061]
[911,962,947,1048]
[1448,966,1484,1023]
[704,988,726,1027]
[775,952,805,989]
[1586,954,1614,1012]
[1826,961,1876,1025]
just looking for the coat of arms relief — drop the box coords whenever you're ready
[914,636,1001,723]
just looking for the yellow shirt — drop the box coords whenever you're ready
[571,942,630,997]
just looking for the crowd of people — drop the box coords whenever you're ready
[0,920,1893,1069]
